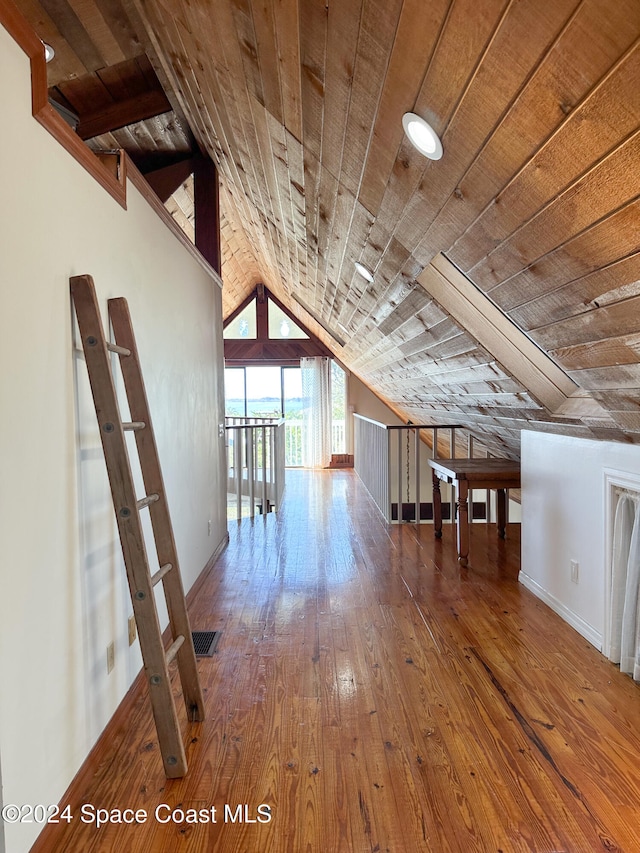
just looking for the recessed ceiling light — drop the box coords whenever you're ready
[402,112,443,160]
[354,262,374,283]
[43,42,55,63]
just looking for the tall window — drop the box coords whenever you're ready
[224,362,347,465]
[245,366,282,417]
[224,367,247,416]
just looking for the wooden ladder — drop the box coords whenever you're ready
[70,274,205,778]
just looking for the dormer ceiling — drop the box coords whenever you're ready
[15,0,640,457]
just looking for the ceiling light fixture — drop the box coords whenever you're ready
[354,262,374,283]
[43,42,55,63]
[402,112,443,160]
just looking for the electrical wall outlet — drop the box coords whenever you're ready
[570,560,579,584]
[128,615,137,646]
[106,642,115,673]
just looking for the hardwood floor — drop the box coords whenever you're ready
[32,470,640,852]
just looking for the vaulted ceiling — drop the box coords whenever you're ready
[14,0,640,457]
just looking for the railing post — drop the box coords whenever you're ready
[450,427,456,525]
[397,428,403,522]
[268,426,275,507]
[486,449,491,523]
[273,427,278,512]
[234,428,242,521]
[276,421,285,510]
[261,425,267,514]
[414,427,420,524]
[467,432,473,521]
[386,427,392,524]
[247,428,255,518]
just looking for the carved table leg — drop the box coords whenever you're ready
[456,480,469,566]
[432,471,442,538]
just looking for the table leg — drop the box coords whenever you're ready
[497,488,507,538]
[432,471,442,538]
[456,481,469,566]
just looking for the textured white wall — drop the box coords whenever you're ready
[521,430,640,650]
[0,25,226,853]
[349,373,405,426]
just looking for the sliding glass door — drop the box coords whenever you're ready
[224,362,347,465]
[282,367,303,466]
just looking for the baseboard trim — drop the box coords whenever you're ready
[186,532,229,609]
[28,533,229,853]
[518,570,602,651]
[28,675,148,853]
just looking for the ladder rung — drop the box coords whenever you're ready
[72,275,206,779]
[106,341,131,356]
[165,635,185,665]
[137,493,159,510]
[151,563,172,586]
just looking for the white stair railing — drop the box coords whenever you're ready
[353,414,469,524]
[225,418,286,520]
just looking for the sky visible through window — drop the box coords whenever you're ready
[225,364,346,455]
[225,366,303,418]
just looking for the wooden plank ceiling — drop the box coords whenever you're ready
[15,0,640,457]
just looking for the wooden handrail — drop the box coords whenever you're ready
[352,413,465,431]
[225,419,285,430]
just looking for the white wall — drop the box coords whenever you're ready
[349,373,405,427]
[521,430,640,650]
[0,715,5,853]
[0,25,227,853]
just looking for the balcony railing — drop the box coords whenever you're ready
[283,420,345,467]
[225,417,286,520]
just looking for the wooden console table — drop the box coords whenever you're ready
[428,458,521,567]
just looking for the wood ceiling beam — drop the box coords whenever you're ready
[194,154,221,276]
[38,0,106,72]
[77,88,172,140]
[143,157,195,203]
[416,255,616,424]
[256,287,268,339]
[224,338,332,363]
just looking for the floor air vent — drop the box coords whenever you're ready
[191,631,220,656]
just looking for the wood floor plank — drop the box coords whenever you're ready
[30,469,640,853]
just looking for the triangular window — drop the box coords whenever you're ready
[223,301,257,339]
[268,300,309,339]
